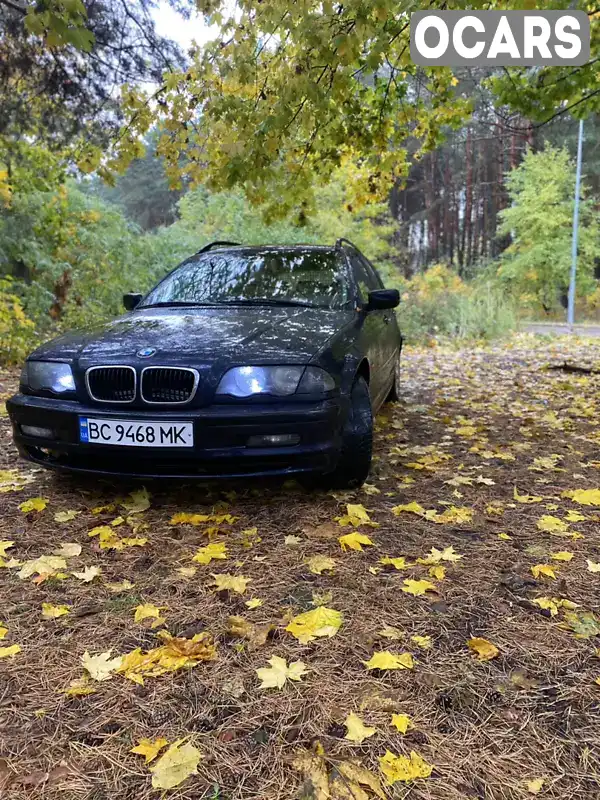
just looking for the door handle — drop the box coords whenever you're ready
[383,315,391,324]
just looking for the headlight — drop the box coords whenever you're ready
[216,365,335,397]
[21,362,76,394]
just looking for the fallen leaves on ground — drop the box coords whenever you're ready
[344,712,376,743]
[134,603,166,624]
[192,541,227,564]
[19,497,47,513]
[227,615,274,647]
[306,554,336,574]
[72,566,101,582]
[293,751,385,799]
[41,603,70,619]
[467,637,500,661]
[54,510,80,523]
[0,644,21,658]
[18,555,66,581]
[118,632,216,684]
[337,503,377,527]
[130,738,169,764]
[339,531,374,551]
[531,564,557,580]
[401,578,437,596]
[391,713,413,733]
[286,606,342,643]
[52,542,81,557]
[82,650,123,681]
[149,739,201,790]
[210,573,251,593]
[256,655,308,689]
[587,559,600,573]
[364,651,414,670]
[379,750,433,784]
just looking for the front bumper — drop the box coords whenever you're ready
[7,393,345,480]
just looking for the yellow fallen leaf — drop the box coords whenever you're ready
[498,532,512,540]
[41,603,70,619]
[18,555,66,580]
[54,510,81,523]
[362,483,381,495]
[150,739,202,790]
[286,606,342,643]
[335,761,386,799]
[82,650,123,681]
[411,635,431,649]
[429,565,446,580]
[467,637,499,661]
[192,541,227,565]
[131,737,169,764]
[379,750,432,783]
[364,651,414,670]
[285,535,301,545]
[72,566,101,582]
[134,603,166,623]
[562,488,600,506]
[306,555,336,574]
[587,560,600,573]
[531,564,557,579]
[565,510,586,522]
[431,506,473,524]
[52,542,82,558]
[121,487,151,515]
[256,655,308,689]
[19,497,48,513]
[391,502,425,516]
[105,579,134,592]
[537,515,570,534]
[292,751,330,799]
[63,676,95,697]
[418,545,462,564]
[0,625,7,640]
[380,556,407,570]
[339,531,374,551]
[337,503,376,527]
[378,625,404,640]
[210,573,251,593]
[245,598,263,609]
[526,777,545,794]
[0,644,21,658]
[177,566,197,578]
[514,487,542,504]
[551,551,573,562]
[402,579,437,596]
[391,713,413,733]
[227,615,273,647]
[344,712,376,743]
[532,596,576,616]
[0,540,14,557]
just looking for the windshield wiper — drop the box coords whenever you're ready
[215,298,317,308]
[140,301,220,309]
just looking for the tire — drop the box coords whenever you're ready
[321,376,373,489]
[385,352,401,402]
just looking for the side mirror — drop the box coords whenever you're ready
[365,289,400,311]
[123,292,143,311]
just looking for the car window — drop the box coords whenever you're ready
[348,250,382,302]
[142,248,351,309]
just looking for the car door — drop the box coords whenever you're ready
[358,251,402,385]
[347,248,390,408]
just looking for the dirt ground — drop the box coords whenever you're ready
[2,334,600,800]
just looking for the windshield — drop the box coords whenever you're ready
[141,248,351,309]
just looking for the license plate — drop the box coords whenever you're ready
[79,417,194,448]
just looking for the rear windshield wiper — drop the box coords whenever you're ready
[215,298,317,308]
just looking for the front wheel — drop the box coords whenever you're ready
[321,376,373,489]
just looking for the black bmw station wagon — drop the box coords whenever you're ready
[8,240,402,488]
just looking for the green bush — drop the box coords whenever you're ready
[0,278,36,363]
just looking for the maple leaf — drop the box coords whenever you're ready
[444,476,473,487]
[54,510,81,523]
[18,555,67,580]
[391,713,413,733]
[551,551,573,562]
[364,651,414,670]
[245,598,263,609]
[306,555,336,574]
[402,579,437,596]
[337,503,377,527]
[339,531,374,551]
[362,483,381,495]
[467,637,499,661]
[192,541,227,565]
[344,712,376,743]
[63,676,95,697]
[0,541,14,558]
[134,603,166,623]
[565,510,586,522]
[105,579,134,592]
[391,502,425,516]
[533,597,578,616]
[562,488,600,506]
[431,506,473,524]
[513,487,543,504]
[498,532,512,541]
[537,515,570,534]
[41,603,70,619]
[19,497,48,513]
[285,535,302,545]
[82,650,123,681]
[256,655,308,689]
[587,560,600,573]
[531,564,557,579]
[379,750,433,784]
[526,778,545,794]
[121,487,151,514]
[131,737,169,764]
[561,610,600,638]
[286,606,342,643]
[428,565,445,580]
[0,625,7,640]
[52,542,82,558]
[378,625,404,640]
[380,556,407,570]
[150,739,202,790]
[227,615,273,647]
[411,635,432,649]
[72,566,101,582]
[0,644,21,658]
[210,573,251,593]
[334,761,386,799]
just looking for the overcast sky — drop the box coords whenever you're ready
[151,2,219,51]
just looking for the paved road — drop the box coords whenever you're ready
[522,322,600,338]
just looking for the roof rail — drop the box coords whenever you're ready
[335,238,360,251]
[196,240,241,254]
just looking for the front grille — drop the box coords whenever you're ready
[86,366,136,403]
[141,367,198,404]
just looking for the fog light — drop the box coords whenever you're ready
[247,434,300,447]
[21,425,54,439]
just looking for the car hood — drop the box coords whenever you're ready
[30,306,355,365]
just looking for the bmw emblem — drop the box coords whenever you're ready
[137,347,156,358]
